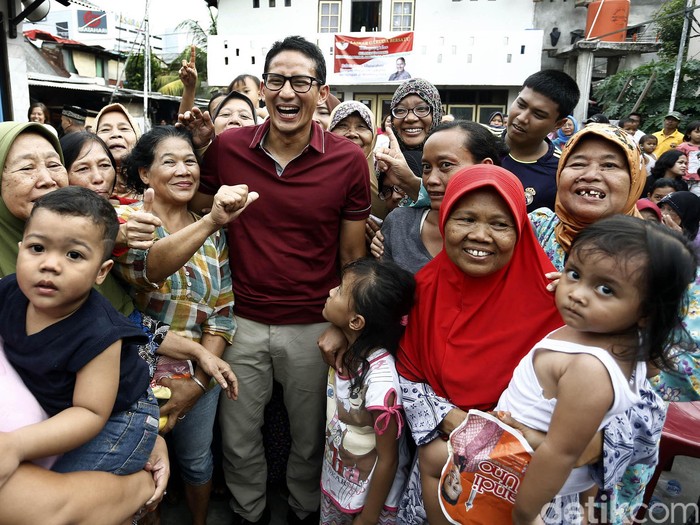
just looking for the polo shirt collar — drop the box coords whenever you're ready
[249,119,326,154]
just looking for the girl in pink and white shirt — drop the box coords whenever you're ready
[320,258,415,525]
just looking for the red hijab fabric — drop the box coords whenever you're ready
[396,166,563,410]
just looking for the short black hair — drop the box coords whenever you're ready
[618,117,634,128]
[227,73,261,94]
[640,134,657,145]
[683,120,700,142]
[264,35,326,85]
[28,186,119,260]
[628,112,643,124]
[522,69,580,120]
[649,177,684,194]
[122,126,196,195]
[427,120,509,166]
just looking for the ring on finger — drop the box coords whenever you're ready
[178,415,186,420]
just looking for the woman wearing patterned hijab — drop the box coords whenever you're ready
[374,79,443,206]
[329,101,384,217]
[528,123,677,524]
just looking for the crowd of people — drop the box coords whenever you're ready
[1,33,699,525]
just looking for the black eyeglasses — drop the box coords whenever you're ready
[262,73,323,93]
[391,105,432,119]
[378,185,406,200]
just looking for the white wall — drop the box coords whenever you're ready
[211,0,540,88]
[208,30,542,88]
[8,34,31,120]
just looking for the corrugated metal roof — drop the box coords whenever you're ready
[27,75,114,93]
[27,74,201,104]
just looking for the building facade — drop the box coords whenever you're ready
[210,0,543,124]
[209,0,669,124]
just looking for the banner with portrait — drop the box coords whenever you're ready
[334,32,414,83]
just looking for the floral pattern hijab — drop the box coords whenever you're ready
[329,101,377,159]
[390,78,443,151]
[554,123,644,252]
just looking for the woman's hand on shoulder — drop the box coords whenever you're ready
[370,229,385,259]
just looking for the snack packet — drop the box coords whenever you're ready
[439,409,533,524]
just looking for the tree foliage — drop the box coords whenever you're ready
[154,46,208,96]
[592,60,700,131]
[592,0,699,129]
[124,51,163,92]
[154,6,217,97]
[655,0,688,61]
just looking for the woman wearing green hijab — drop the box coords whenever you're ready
[0,121,131,312]
[0,121,169,523]
[0,122,237,432]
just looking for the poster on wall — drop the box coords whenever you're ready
[77,10,108,34]
[334,32,414,83]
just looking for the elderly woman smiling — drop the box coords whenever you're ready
[0,121,171,523]
[397,165,564,525]
[530,123,700,523]
[112,126,256,525]
[328,100,385,219]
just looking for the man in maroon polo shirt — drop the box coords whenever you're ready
[188,36,370,525]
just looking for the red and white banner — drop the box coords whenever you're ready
[334,32,414,83]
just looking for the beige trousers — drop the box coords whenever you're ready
[218,315,330,521]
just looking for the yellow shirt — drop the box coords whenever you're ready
[653,129,684,158]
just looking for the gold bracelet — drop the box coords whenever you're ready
[191,376,207,393]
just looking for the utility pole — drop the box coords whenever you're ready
[143,0,151,132]
[670,0,692,112]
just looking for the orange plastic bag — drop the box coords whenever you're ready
[439,410,533,524]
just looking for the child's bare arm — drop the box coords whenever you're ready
[512,355,613,525]
[4,341,120,466]
[354,395,400,525]
[496,411,602,467]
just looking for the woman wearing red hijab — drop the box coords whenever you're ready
[396,165,563,525]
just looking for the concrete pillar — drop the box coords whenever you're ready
[574,50,593,123]
[563,56,577,79]
[606,56,620,76]
[623,52,645,70]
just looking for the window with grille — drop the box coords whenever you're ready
[319,1,341,33]
[391,0,414,31]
